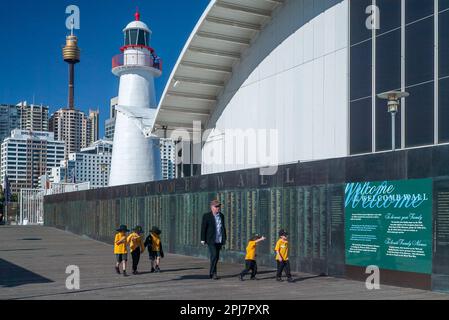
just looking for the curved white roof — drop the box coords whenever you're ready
[124,20,152,34]
[154,0,284,133]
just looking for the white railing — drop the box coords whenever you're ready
[18,182,91,226]
[112,52,162,71]
[45,182,91,195]
[19,189,45,226]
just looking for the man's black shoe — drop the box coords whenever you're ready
[239,274,244,281]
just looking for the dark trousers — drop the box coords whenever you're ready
[131,247,141,272]
[276,260,292,278]
[208,244,222,277]
[240,260,257,278]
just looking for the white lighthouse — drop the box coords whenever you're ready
[109,10,162,186]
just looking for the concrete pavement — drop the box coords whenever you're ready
[0,226,448,300]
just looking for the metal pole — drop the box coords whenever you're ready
[68,63,75,110]
[392,112,396,151]
[19,190,22,226]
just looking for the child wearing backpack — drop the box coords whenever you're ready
[144,226,165,273]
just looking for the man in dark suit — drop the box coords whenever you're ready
[201,199,227,280]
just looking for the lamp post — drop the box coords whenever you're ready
[377,91,409,151]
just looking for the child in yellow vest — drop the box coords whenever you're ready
[114,225,129,277]
[239,234,266,281]
[144,226,165,273]
[275,229,294,283]
[127,226,145,275]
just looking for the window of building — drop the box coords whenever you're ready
[376,29,401,94]
[137,30,149,46]
[406,82,435,147]
[441,0,449,11]
[440,10,449,78]
[377,0,401,36]
[350,40,372,101]
[350,97,373,154]
[406,0,434,23]
[439,77,449,142]
[406,17,435,87]
[350,0,373,45]
[126,29,140,46]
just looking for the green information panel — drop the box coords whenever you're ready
[345,179,433,274]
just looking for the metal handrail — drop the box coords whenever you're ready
[112,52,162,72]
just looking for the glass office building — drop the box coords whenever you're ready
[350,0,449,154]
[0,105,20,143]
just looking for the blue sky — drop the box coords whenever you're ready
[0,0,209,137]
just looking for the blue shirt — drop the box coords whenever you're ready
[214,213,222,244]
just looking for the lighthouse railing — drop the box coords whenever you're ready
[112,52,162,72]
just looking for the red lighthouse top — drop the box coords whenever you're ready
[113,7,163,73]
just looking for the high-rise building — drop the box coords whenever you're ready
[50,140,112,189]
[88,109,100,144]
[0,104,20,144]
[1,103,50,144]
[110,97,118,119]
[81,139,113,155]
[105,97,118,141]
[49,109,92,158]
[0,130,65,193]
[160,138,176,180]
[17,102,49,132]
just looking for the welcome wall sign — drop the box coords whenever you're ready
[345,179,433,274]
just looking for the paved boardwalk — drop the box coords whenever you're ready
[0,226,448,300]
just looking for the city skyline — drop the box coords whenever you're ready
[0,0,209,138]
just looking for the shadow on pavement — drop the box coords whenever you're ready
[172,270,277,281]
[0,248,46,252]
[291,275,326,283]
[219,273,326,282]
[218,270,276,279]
[173,274,211,281]
[138,267,205,275]
[0,258,53,288]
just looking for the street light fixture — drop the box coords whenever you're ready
[377,91,409,151]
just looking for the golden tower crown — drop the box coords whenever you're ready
[63,35,80,63]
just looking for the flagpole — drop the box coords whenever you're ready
[3,179,5,225]
[3,175,11,225]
